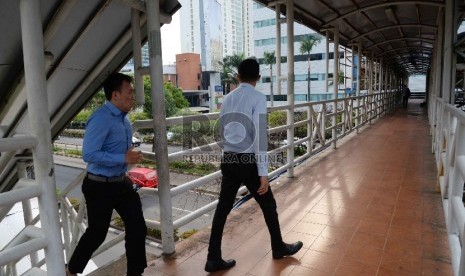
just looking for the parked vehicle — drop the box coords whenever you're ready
[128,167,158,188]
[132,136,141,147]
[282,137,308,149]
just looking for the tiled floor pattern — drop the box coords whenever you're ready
[139,102,452,276]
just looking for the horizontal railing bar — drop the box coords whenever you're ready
[173,200,217,228]
[145,219,160,229]
[0,184,41,207]
[92,232,125,257]
[132,112,221,130]
[171,171,222,197]
[142,141,222,163]
[60,170,86,198]
[0,135,37,152]
[0,238,46,266]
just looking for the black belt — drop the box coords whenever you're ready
[86,173,126,183]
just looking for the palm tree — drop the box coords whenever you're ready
[299,35,321,101]
[263,51,276,106]
[221,53,245,93]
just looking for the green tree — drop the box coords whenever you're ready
[221,53,245,93]
[143,77,189,118]
[167,82,190,111]
[299,35,321,102]
[86,90,106,111]
[263,51,276,106]
[339,70,345,88]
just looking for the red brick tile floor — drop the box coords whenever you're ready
[96,101,453,276]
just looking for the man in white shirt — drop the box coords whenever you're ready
[205,58,303,273]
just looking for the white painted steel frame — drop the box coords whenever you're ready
[428,1,465,275]
[0,1,65,275]
[0,1,431,274]
[434,102,465,276]
[146,0,175,255]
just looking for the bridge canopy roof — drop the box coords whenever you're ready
[255,0,458,76]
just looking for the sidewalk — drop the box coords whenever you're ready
[135,101,451,275]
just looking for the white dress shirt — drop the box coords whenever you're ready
[220,83,268,176]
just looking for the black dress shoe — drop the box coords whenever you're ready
[272,241,303,259]
[204,259,236,272]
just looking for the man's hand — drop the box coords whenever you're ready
[125,147,143,164]
[257,176,269,195]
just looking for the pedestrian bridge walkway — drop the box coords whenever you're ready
[93,101,452,276]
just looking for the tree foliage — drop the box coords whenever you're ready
[263,51,276,67]
[299,35,321,56]
[263,51,276,97]
[221,53,245,93]
[143,76,190,118]
[71,77,190,129]
[300,35,321,100]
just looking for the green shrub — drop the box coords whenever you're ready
[69,198,81,211]
[129,112,150,123]
[61,129,85,138]
[64,149,82,156]
[180,229,198,240]
[171,160,196,170]
[73,109,92,124]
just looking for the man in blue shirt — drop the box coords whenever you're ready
[205,59,303,273]
[67,73,147,276]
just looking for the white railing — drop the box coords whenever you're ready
[127,92,396,250]
[0,92,397,275]
[432,98,465,276]
[0,0,65,274]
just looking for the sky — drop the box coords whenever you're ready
[161,12,181,64]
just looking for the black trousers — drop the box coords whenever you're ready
[207,152,284,261]
[68,176,147,275]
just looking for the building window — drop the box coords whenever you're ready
[253,19,276,28]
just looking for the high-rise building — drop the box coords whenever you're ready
[180,0,254,70]
[180,0,223,71]
[253,2,352,102]
[219,0,254,57]
[120,43,150,73]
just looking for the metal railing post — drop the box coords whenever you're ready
[19,0,65,273]
[131,8,145,105]
[356,42,362,133]
[146,0,175,254]
[332,26,339,149]
[286,0,295,178]
[16,161,40,267]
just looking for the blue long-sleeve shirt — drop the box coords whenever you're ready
[220,83,268,176]
[83,101,132,177]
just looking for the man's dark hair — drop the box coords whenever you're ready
[103,73,133,100]
[238,58,260,82]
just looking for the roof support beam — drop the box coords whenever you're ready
[366,38,434,50]
[375,46,433,58]
[322,1,445,27]
[348,24,437,42]
[116,0,173,23]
